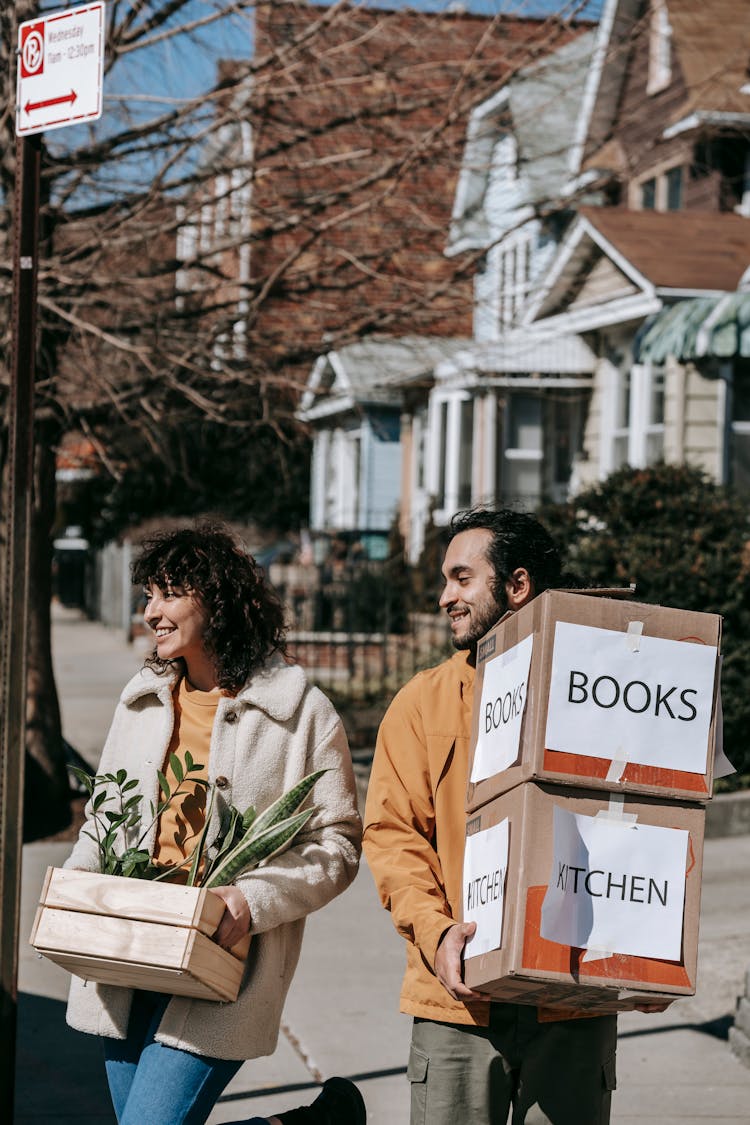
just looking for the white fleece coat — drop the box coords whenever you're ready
[64,658,361,1061]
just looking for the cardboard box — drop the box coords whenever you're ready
[30,867,250,1002]
[467,590,721,811]
[462,782,704,1013]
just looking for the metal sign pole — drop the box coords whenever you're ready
[0,129,41,1120]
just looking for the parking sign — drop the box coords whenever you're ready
[16,3,106,136]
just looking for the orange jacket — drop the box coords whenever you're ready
[363,651,491,1026]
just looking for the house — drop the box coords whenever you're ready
[412,28,599,556]
[524,0,750,491]
[407,0,750,559]
[299,336,469,556]
[524,207,750,486]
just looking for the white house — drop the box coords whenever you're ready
[524,0,750,493]
[298,336,468,556]
[398,30,599,558]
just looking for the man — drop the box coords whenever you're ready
[363,508,618,1125]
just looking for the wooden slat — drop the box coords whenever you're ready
[39,867,224,935]
[40,952,225,1001]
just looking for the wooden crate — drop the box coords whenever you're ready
[30,867,250,1002]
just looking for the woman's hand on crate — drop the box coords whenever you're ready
[209,886,251,949]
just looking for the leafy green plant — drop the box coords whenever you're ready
[71,756,326,885]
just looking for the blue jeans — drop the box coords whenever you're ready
[103,990,259,1125]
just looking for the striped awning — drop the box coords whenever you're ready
[635,293,750,363]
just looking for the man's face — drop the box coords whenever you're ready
[439,528,505,652]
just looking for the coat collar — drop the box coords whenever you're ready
[120,656,308,722]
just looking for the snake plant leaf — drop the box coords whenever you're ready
[245,769,327,840]
[204,806,315,888]
[201,803,241,885]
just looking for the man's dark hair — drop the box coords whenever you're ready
[448,508,562,601]
[132,522,287,693]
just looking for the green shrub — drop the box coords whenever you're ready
[540,463,750,786]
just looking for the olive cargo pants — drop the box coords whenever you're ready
[408,1004,617,1125]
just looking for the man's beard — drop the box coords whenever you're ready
[451,586,508,653]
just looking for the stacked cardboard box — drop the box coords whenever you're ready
[461,590,721,1013]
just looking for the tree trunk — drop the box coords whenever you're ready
[23,422,70,842]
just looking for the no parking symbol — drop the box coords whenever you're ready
[21,23,45,78]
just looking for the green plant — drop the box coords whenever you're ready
[72,756,326,884]
[198,769,327,888]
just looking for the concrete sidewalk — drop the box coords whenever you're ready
[14,606,750,1123]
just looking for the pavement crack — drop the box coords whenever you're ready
[281,1019,323,1085]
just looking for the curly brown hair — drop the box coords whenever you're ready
[132,522,287,692]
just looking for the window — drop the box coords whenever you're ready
[547,393,585,502]
[607,364,664,472]
[730,360,750,491]
[640,178,656,210]
[740,152,750,217]
[637,168,682,212]
[435,401,449,510]
[498,230,533,329]
[647,0,672,95]
[458,400,474,507]
[502,396,543,506]
[645,366,666,463]
[414,407,428,491]
[612,369,631,470]
[490,133,518,187]
[666,166,683,211]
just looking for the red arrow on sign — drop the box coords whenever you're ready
[25,89,77,115]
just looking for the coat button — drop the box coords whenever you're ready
[215,776,230,789]
[225,711,237,723]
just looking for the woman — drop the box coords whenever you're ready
[64,523,364,1125]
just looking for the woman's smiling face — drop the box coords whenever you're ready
[143,582,209,671]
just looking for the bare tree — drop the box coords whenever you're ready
[0,0,588,836]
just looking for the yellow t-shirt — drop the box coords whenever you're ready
[152,677,219,879]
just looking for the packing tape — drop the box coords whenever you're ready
[626,620,643,652]
[581,945,611,963]
[606,753,627,784]
[606,623,643,783]
[595,792,638,825]
[586,796,637,962]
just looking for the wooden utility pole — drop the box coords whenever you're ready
[0,128,41,1120]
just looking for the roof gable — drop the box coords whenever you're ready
[573,0,750,176]
[668,0,750,120]
[525,208,750,324]
[298,335,470,421]
[449,30,596,253]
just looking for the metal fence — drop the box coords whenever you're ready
[83,547,451,699]
[268,560,450,697]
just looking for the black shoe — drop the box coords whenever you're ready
[276,1077,366,1124]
